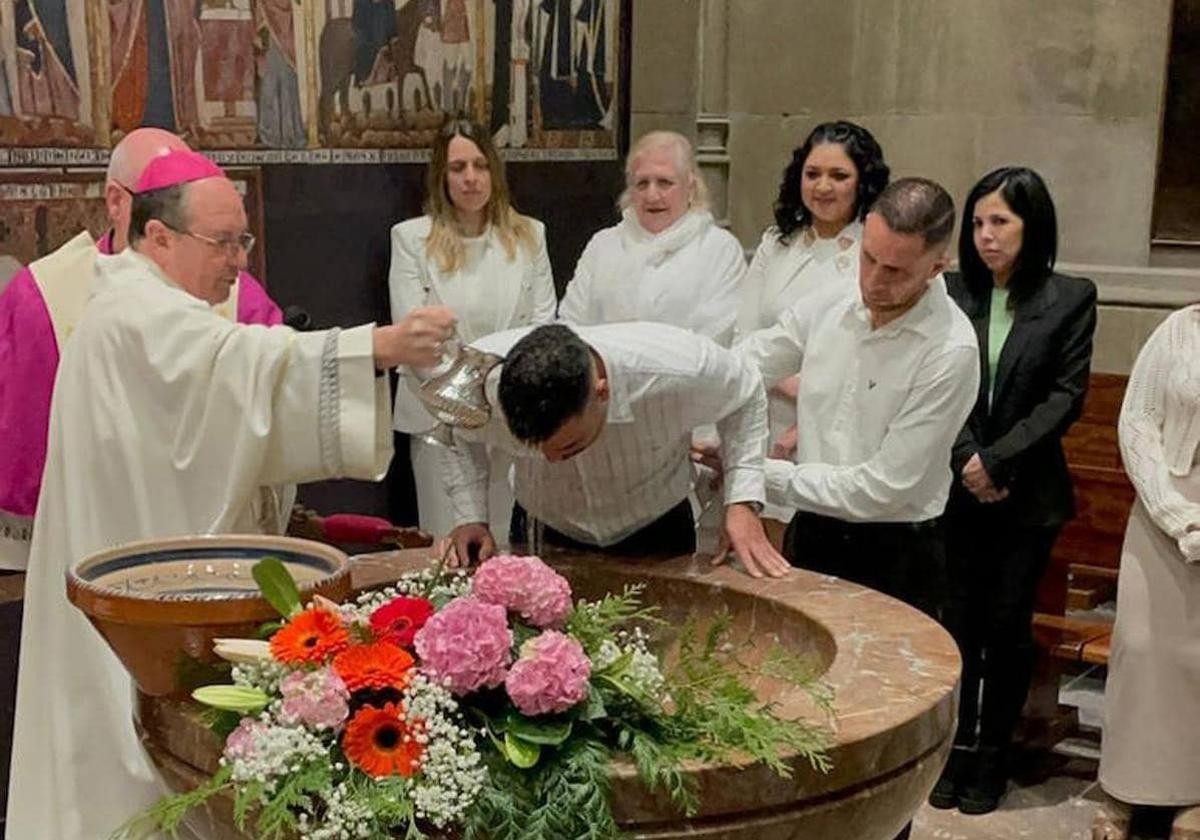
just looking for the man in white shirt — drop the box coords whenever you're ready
[6,150,456,840]
[441,322,790,578]
[737,176,977,840]
[735,178,980,617]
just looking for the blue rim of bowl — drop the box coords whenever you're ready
[73,544,347,602]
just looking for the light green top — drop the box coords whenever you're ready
[988,285,1013,405]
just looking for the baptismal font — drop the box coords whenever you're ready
[65,342,961,839]
[69,536,959,840]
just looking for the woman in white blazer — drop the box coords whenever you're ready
[389,119,556,539]
[736,121,889,529]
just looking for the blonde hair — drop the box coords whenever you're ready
[617,130,710,213]
[424,119,535,274]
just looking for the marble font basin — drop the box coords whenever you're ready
[130,546,961,840]
[67,534,352,696]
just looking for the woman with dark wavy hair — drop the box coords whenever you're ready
[736,121,889,530]
[933,166,1097,816]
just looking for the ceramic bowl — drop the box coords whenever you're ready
[67,534,351,697]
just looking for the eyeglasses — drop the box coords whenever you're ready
[184,229,255,254]
[163,222,255,255]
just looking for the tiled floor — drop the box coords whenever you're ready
[911,665,1180,840]
[912,754,1103,840]
[912,768,1178,840]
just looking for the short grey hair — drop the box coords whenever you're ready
[870,177,956,249]
[618,130,710,213]
[128,184,190,245]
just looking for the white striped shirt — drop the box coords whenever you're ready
[439,322,768,546]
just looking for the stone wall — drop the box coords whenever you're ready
[630,0,1197,372]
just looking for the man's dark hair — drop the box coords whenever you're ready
[871,177,956,249]
[128,184,190,245]
[958,166,1058,306]
[498,324,594,444]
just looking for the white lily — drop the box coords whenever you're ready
[213,638,273,664]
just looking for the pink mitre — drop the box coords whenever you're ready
[134,149,224,192]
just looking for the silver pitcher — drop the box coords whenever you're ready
[414,333,504,446]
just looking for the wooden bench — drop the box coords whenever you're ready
[1023,373,1131,742]
[1031,613,1115,666]
[1032,373,1132,663]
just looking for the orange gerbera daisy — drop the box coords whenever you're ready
[332,641,415,692]
[342,703,424,778]
[269,607,350,665]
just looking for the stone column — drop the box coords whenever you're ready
[695,0,731,228]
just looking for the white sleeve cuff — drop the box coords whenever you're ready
[1179,530,1200,564]
[763,458,794,508]
[335,324,392,480]
[723,465,765,507]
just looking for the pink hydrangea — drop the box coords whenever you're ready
[472,554,573,629]
[505,630,591,716]
[223,717,268,761]
[414,596,513,695]
[278,666,350,730]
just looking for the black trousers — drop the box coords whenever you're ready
[783,511,946,620]
[510,498,696,557]
[783,512,938,840]
[943,515,1059,751]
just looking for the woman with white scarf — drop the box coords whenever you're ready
[558,130,746,347]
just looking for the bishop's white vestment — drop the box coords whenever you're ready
[6,249,391,839]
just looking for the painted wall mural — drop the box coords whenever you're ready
[0,0,624,161]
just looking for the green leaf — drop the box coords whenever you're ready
[194,706,245,739]
[252,760,332,838]
[504,710,573,745]
[593,650,633,677]
[592,671,648,706]
[108,765,232,839]
[511,622,541,650]
[252,556,302,618]
[192,684,270,713]
[503,732,541,768]
[566,584,663,654]
[257,620,284,639]
[581,685,607,721]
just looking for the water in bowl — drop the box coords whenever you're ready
[83,555,337,601]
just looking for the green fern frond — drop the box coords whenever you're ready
[107,765,232,840]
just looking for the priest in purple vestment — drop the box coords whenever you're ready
[0,127,283,571]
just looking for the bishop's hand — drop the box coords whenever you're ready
[374,305,457,370]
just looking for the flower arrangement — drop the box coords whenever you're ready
[118,555,832,840]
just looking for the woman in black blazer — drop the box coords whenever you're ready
[931,167,1098,815]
